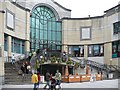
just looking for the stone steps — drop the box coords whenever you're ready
[5,62,32,85]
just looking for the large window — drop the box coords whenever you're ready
[112,40,120,58]
[30,6,62,52]
[12,37,25,54]
[113,21,120,34]
[88,44,104,57]
[68,46,84,57]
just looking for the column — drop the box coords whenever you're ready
[7,36,12,62]
[0,3,5,85]
[104,43,112,65]
[25,40,30,53]
[84,45,88,59]
[25,11,30,53]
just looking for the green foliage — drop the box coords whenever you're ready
[66,58,72,65]
[57,58,62,64]
[50,56,56,63]
[74,62,79,69]
[40,57,45,64]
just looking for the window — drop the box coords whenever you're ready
[80,27,91,40]
[30,6,62,52]
[112,40,120,58]
[12,37,25,54]
[4,34,8,51]
[113,21,120,34]
[68,46,84,57]
[88,44,104,57]
[6,10,15,30]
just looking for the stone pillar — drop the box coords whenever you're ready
[84,45,88,59]
[25,11,30,53]
[104,43,112,65]
[25,40,30,53]
[7,36,12,62]
[62,45,68,53]
[0,2,5,85]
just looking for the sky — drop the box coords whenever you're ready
[54,0,120,18]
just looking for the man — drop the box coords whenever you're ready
[44,70,51,89]
[55,70,61,89]
[31,72,38,90]
[12,54,15,64]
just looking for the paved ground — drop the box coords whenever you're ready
[1,79,119,90]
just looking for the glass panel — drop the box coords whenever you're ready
[56,32,61,41]
[44,30,47,40]
[93,45,100,56]
[30,6,62,52]
[40,30,43,39]
[52,32,56,40]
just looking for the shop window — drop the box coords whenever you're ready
[112,40,120,58]
[88,44,104,57]
[68,46,84,57]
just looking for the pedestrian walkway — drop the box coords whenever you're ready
[1,79,119,90]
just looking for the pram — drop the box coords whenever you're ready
[50,77,56,90]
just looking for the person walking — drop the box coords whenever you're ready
[25,61,29,74]
[44,70,51,89]
[31,72,38,90]
[12,54,15,64]
[55,70,61,89]
[21,62,26,78]
[37,72,41,88]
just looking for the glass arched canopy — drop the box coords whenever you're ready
[30,6,62,52]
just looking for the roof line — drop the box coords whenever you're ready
[62,15,104,20]
[104,4,120,13]
[52,1,71,11]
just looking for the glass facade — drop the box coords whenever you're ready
[11,37,25,54]
[4,34,7,51]
[112,40,120,58]
[68,46,84,57]
[30,6,62,52]
[88,44,104,57]
[113,21,120,34]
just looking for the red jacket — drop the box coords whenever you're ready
[37,74,41,81]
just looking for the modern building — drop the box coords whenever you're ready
[0,0,120,83]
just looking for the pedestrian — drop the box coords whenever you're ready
[31,72,38,90]
[37,72,41,88]
[43,70,51,89]
[21,62,25,76]
[12,54,15,64]
[55,70,61,89]
[27,64,31,74]
[21,62,26,81]
[25,61,28,74]
[50,74,56,89]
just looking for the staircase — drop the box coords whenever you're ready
[70,57,120,79]
[4,62,32,85]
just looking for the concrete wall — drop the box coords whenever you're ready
[2,1,30,58]
[62,9,119,65]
